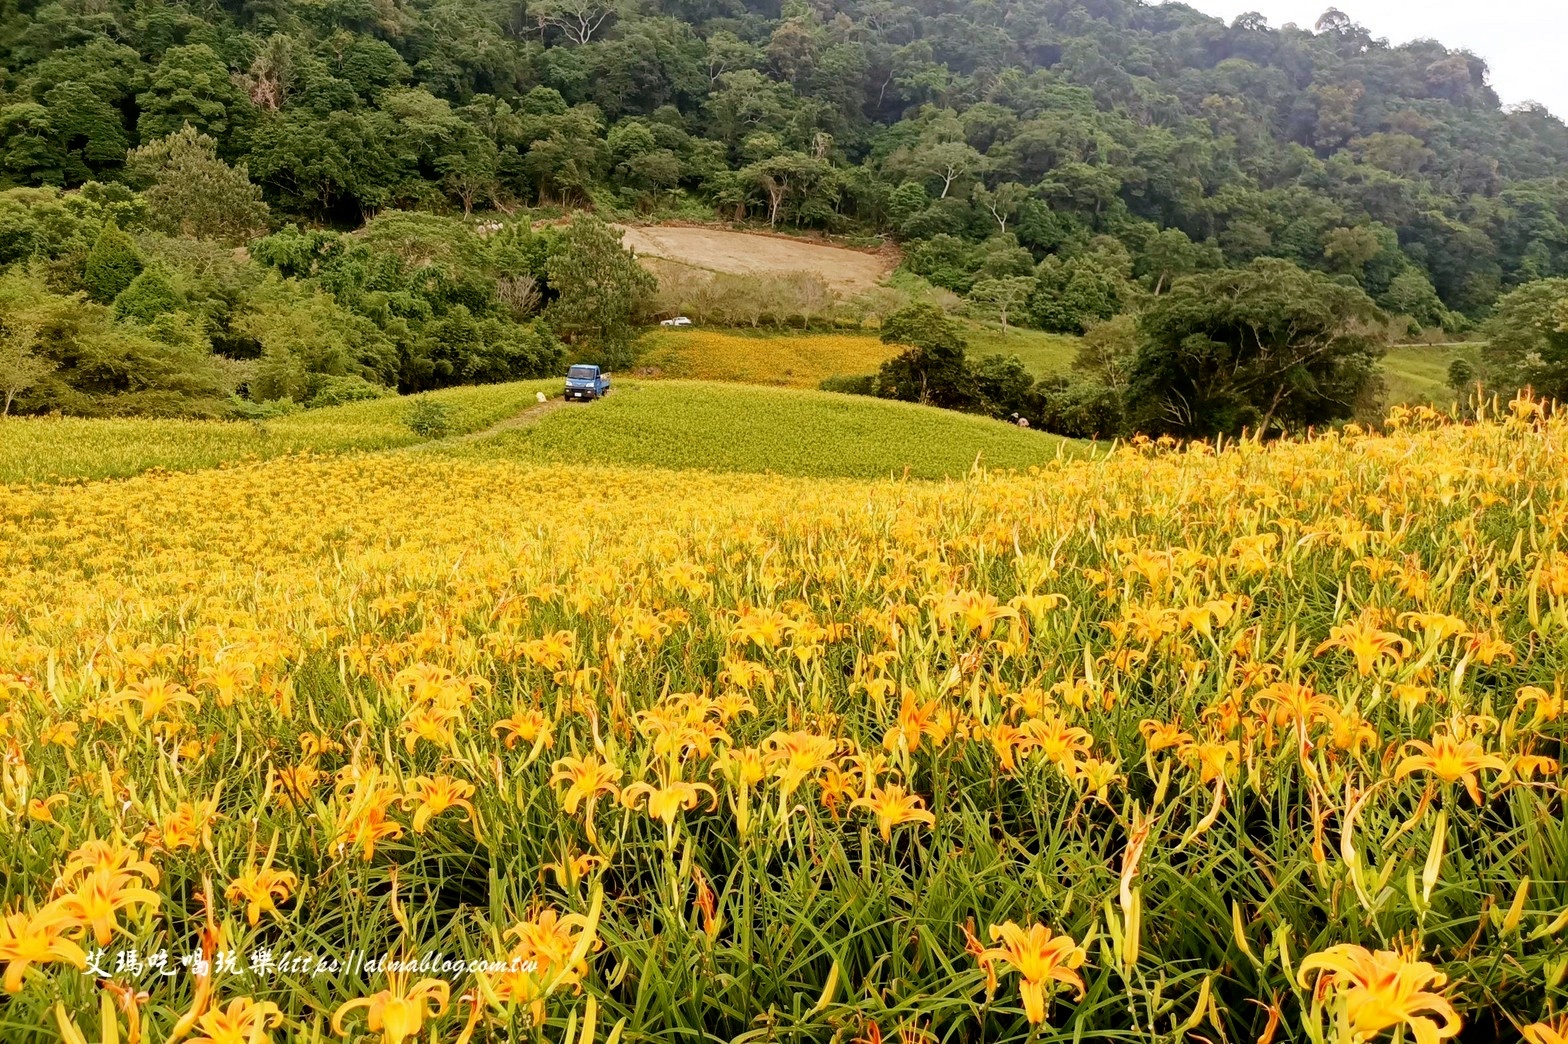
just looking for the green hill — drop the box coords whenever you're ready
[432,381,1086,481]
[0,381,557,485]
[1381,343,1484,405]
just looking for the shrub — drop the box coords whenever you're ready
[1034,373,1126,439]
[819,374,875,395]
[228,394,303,419]
[112,266,181,324]
[403,396,455,438]
[306,374,391,408]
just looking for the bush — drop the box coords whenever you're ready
[404,396,455,438]
[1034,373,1126,439]
[228,395,303,419]
[971,353,1035,418]
[819,374,875,395]
[307,374,391,408]
[111,266,181,324]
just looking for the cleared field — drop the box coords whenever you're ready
[617,225,895,294]
[635,328,898,387]
[0,380,558,485]
[434,380,1084,479]
[1382,342,1482,404]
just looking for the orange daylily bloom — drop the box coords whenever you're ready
[189,997,284,1044]
[972,921,1086,1024]
[621,780,717,826]
[760,730,838,797]
[54,866,162,947]
[1393,735,1509,803]
[1315,617,1411,676]
[226,865,298,927]
[850,784,935,841]
[1523,1015,1568,1044]
[491,710,554,750]
[1298,944,1460,1044]
[403,775,479,835]
[0,903,87,993]
[1139,719,1193,755]
[332,972,449,1044]
[549,754,623,815]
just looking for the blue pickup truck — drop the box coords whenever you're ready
[564,364,611,401]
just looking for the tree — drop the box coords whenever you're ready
[740,150,835,228]
[972,181,1028,234]
[915,140,984,199]
[135,45,251,149]
[0,267,237,416]
[44,81,128,182]
[128,125,270,242]
[544,215,656,368]
[1073,314,1139,394]
[1480,278,1568,400]
[1379,269,1447,329]
[1029,254,1127,334]
[1446,357,1476,396]
[967,276,1033,335]
[875,303,975,408]
[0,103,66,186]
[0,273,55,414]
[532,0,619,45]
[112,266,182,324]
[971,353,1034,418]
[1322,226,1383,280]
[83,221,142,303]
[1127,258,1383,437]
[238,276,397,401]
[1134,229,1220,295]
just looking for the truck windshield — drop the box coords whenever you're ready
[568,366,598,379]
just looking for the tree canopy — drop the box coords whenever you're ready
[0,0,1564,324]
[1127,258,1384,437]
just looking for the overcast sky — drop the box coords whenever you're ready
[1171,1,1566,119]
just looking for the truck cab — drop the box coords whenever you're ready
[564,364,611,401]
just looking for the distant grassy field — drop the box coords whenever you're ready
[636,321,1080,388]
[433,380,1086,480]
[635,328,898,387]
[0,380,557,485]
[960,321,1080,374]
[1381,343,1482,405]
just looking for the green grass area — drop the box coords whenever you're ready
[959,320,1080,375]
[1381,343,1482,405]
[432,380,1086,480]
[0,380,557,485]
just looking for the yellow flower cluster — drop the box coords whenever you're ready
[0,398,1564,1040]
[637,329,896,387]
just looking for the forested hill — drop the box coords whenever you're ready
[4,0,1568,318]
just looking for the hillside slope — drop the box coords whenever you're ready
[432,381,1085,480]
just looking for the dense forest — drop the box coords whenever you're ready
[3,0,1568,425]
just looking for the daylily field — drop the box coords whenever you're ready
[1,397,1567,1044]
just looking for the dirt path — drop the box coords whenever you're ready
[439,398,567,446]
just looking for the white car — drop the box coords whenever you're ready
[660,316,694,327]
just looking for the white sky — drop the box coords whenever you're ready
[1170,1,1567,119]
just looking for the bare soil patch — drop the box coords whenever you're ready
[616,225,895,295]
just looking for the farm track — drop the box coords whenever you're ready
[433,397,567,446]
